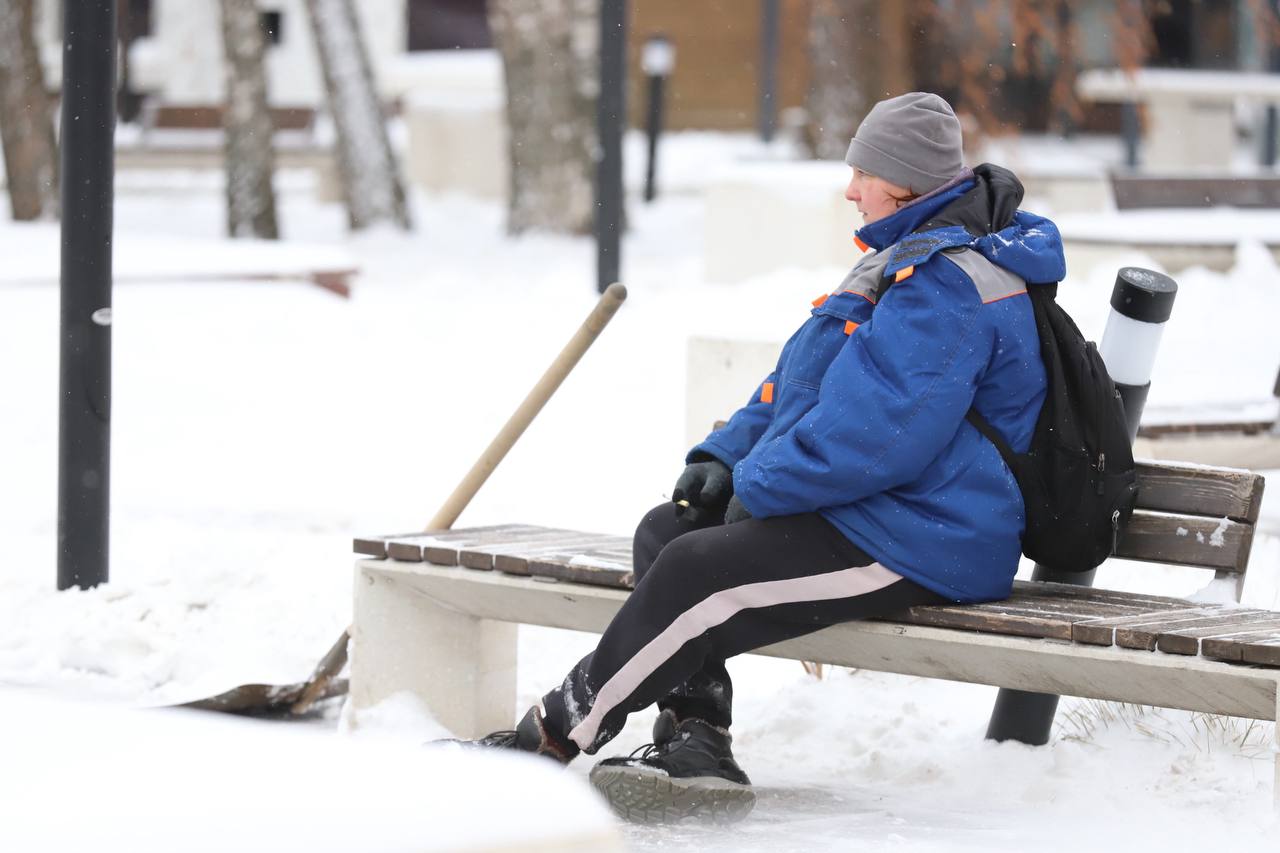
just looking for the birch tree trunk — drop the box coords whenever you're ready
[488,0,598,235]
[302,0,411,231]
[220,0,279,239]
[0,0,57,220]
[805,0,918,161]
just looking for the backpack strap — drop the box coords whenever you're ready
[964,281,1059,473]
[965,408,1015,467]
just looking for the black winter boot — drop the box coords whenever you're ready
[439,706,577,764]
[588,708,755,824]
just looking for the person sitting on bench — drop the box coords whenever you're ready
[455,92,1065,824]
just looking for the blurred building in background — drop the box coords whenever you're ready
[23,0,1274,136]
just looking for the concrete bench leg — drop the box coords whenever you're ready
[350,565,518,739]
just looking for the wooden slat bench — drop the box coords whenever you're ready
[350,459,1278,803]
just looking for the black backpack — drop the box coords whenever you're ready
[965,283,1139,572]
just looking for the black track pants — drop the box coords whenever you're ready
[540,502,947,755]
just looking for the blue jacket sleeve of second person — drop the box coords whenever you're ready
[733,261,993,516]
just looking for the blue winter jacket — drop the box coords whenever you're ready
[690,165,1064,603]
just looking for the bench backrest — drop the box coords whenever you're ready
[1118,460,1266,601]
[701,421,1266,598]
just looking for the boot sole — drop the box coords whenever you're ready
[588,764,756,825]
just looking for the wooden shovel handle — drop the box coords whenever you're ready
[291,283,628,715]
[425,281,627,531]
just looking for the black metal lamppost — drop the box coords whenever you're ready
[596,0,627,294]
[57,0,118,591]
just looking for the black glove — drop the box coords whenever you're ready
[723,494,752,524]
[672,458,733,519]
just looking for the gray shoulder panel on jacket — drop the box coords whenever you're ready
[837,250,891,303]
[942,247,1027,304]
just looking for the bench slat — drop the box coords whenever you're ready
[1112,610,1260,651]
[527,548,632,570]
[1203,633,1280,666]
[989,587,1169,611]
[492,535,630,575]
[524,536,634,587]
[1072,607,1212,645]
[1134,461,1265,523]
[1239,639,1280,667]
[384,525,548,563]
[1013,580,1192,608]
[900,593,1194,643]
[458,530,613,571]
[430,526,574,566]
[527,549,635,589]
[957,596,1158,623]
[1202,628,1280,662]
[360,527,541,559]
[892,605,1075,640]
[1154,614,1280,655]
[1114,510,1252,572]
[1111,609,1274,651]
[354,535,397,558]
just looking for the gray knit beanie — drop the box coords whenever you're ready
[844,92,964,194]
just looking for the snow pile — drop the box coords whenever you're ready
[0,689,621,852]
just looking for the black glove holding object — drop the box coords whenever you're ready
[672,456,733,523]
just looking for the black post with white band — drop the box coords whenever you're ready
[1098,267,1178,442]
[985,267,1178,746]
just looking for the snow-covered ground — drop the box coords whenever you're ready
[2,690,622,852]
[2,131,1279,851]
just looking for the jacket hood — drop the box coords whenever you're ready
[926,163,1066,284]
[915,162,1023,235]
[970,208,1066,285]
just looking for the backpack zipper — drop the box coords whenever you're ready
[1095,451,1106,494]
[1111,509,1121,553]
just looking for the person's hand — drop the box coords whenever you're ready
[672,459,733,520]
[723,495,752,524]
